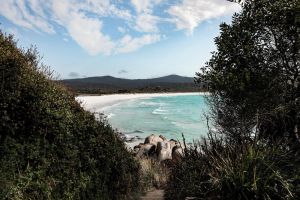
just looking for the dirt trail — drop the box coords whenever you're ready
[141,190,164,200]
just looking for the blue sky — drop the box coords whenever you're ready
[0,0,240,79]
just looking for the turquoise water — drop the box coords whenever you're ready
[103,95,209,142]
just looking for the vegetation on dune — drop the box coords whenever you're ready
[166,135,300,199]
[0,32,141,199]
[166,0,300,199]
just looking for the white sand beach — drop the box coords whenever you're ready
[76,92,207,113]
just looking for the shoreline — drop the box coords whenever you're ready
[76,92,208,149]
[76,92,208,113]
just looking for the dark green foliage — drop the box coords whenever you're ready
[166,0,300,199]
[197,0,300,143]
[165,136,300,199]
[0,32,140,199]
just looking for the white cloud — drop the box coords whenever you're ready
[167,0,241,34]
[51,0,115,55]
[110,6,132,20]
[131,0,151,14]
[28,0,47,18]
[67,13,115,55]
[83,0,132,20]
[135,13,160,32]
[0,0,54,33]
[69,72,80,77]
[50,0,159,55]
[116,34,160,53]
[0,0,137,55]
[0,0,241,56]
[118,26,126,33]
[118,69,129,74]
[130,0,162,33]
[131,0,163,14]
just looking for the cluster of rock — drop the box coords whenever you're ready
[133,134,184,162]
[117,132,143,142]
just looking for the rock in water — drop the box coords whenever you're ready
[144,134,165,146]
[135,134,184,162]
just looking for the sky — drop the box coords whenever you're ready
[0,0,241,79]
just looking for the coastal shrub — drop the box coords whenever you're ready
[167,0,300,199]
[0,31,140,199]
[196,0,300,144]
[165,136,300,199]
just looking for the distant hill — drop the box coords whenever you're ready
[60,75,202,94]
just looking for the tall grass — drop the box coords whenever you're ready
[165,134,300,199]
[139,158,170,191]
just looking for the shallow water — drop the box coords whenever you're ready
[102,95,209,142]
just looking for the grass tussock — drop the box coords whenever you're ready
[165,135,300,200]
[139,158,170,192]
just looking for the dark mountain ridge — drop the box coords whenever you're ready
[60,74,200,94]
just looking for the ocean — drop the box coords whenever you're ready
[102,94,209,142]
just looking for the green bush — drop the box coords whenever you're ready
[165,136,300,199]
[0,32,140,199]
[196,0,300,143]
[172,0,300,199]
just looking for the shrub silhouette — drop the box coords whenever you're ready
[165,136,300,199]
[0,32,140,199]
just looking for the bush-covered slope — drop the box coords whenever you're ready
[61,75,199,94]
[0,32,140,199]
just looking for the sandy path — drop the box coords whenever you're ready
[141,190,165,200]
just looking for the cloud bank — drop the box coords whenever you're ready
[167,0,241,34]
[0,0,241,56]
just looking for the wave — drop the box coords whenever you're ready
[140,101,159,106]
[132,130,144,133]
[140,101,167,107]
[106,113,115,119]
[152,108,169,115]
[171,121,191,127]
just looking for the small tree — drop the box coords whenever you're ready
[197,0,300,144]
